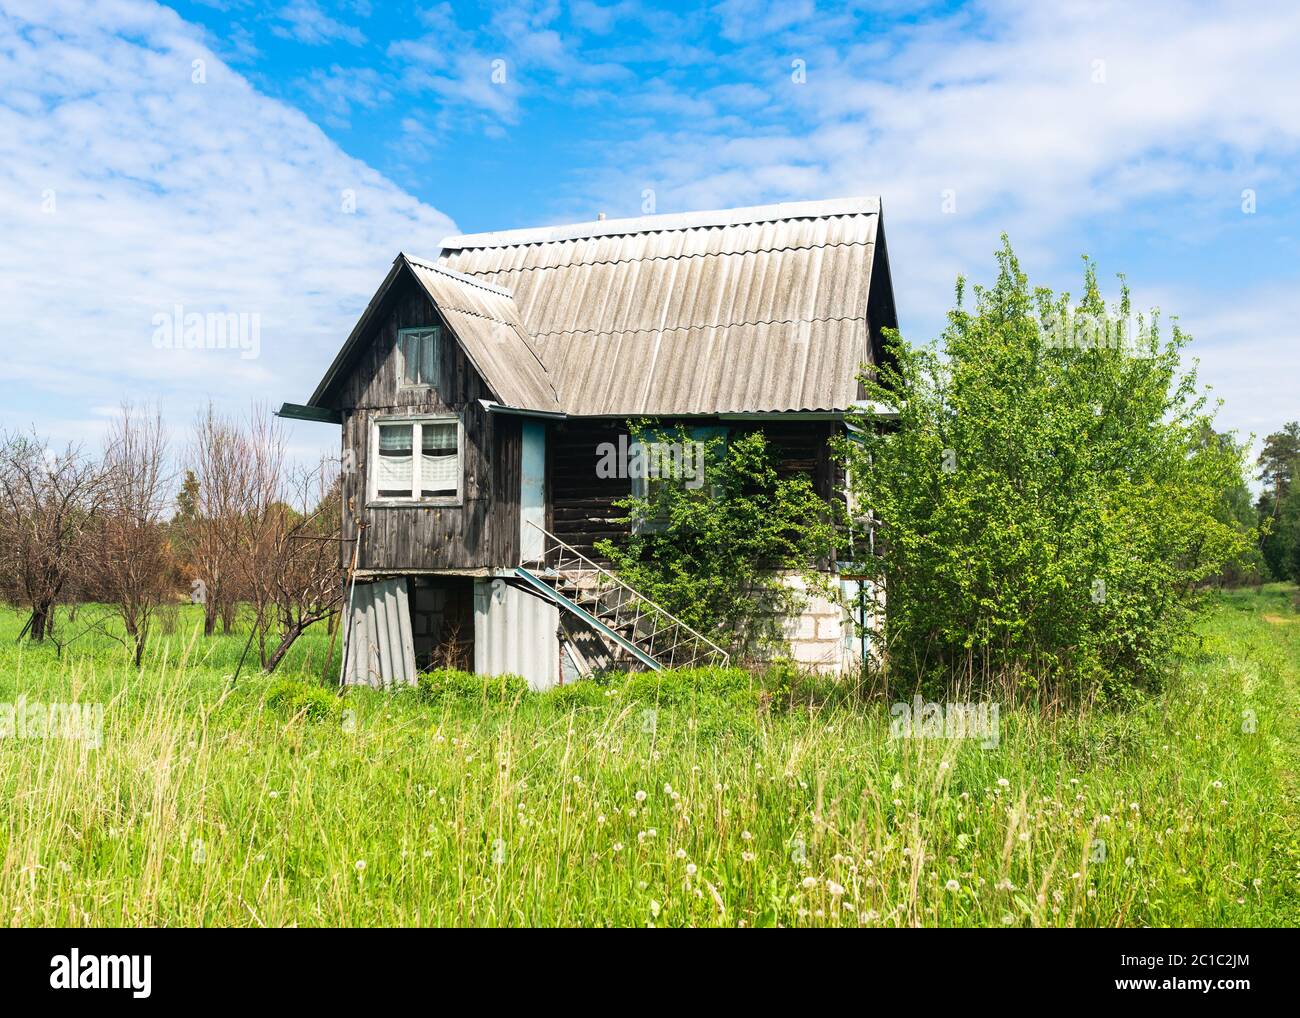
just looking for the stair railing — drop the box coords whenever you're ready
[522,520,731,669]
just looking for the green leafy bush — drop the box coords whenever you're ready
[842,239,1252,702]
[609,667,761,742]
[265,678,340,722]
[617,666,756,708]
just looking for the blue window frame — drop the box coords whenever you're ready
[631,425,727,533]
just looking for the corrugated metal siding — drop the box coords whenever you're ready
[405,258,560,413]
[344,578,417,687]
[474,578,559,691]
[436,202,879,416]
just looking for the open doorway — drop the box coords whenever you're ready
[408,575,474,671]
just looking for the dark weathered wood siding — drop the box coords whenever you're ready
[549,420,631,559]
[327,271,521,571]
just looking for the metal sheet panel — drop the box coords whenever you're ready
[343,578,417,687]
[535,319,867,415]
[474,244,871,340]
[474,578,560,691]
[436,198,880,416]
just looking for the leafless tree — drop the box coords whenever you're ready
[0,431,104,641]
[262,457,344,672]
[224,404,290,667]
[97,404,175,667]
[185,402,248,636]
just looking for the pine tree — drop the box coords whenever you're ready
[175,469,200,523]
[1256,422,1300,515]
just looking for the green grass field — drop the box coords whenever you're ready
[1,587,1297,927]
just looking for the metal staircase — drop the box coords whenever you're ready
[514,521,730,671]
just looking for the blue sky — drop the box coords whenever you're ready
[1,0,1297,467]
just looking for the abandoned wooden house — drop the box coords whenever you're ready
[279,196,897,688]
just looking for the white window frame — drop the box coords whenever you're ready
[368,414,463,506]
[396,326,441,390]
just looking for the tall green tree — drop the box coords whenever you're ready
[1201,428,1266,587]
[1255,422,1300,579]
[842,239,1250,703]
[1282,492,1300,584]
[1255,422,1300,513]
[174,469,200,524]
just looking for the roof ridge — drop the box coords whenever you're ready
[442,237,876,276]
[440,196,880,250]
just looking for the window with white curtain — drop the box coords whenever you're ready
[370,416,461,503]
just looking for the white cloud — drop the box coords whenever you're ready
[272,0,365,47]
[297,63,393,127]
[570,0,639,36]
[382,1,631,138]
[1159,282,1300,451]
[715,0,817,42]
[0,0,454,450]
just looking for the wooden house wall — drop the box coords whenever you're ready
[321,269,866,572]
[329,273,521,571]
[549,420,632,559]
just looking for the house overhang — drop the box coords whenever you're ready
[276,402,343,424]
[477,399,566,420]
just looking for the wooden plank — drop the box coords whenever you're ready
[337,274,523,571]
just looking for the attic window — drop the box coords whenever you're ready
[370,416,461,504]
[398,326,440,388]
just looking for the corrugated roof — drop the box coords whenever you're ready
[404,256,560,414]
[435,197,881,415]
